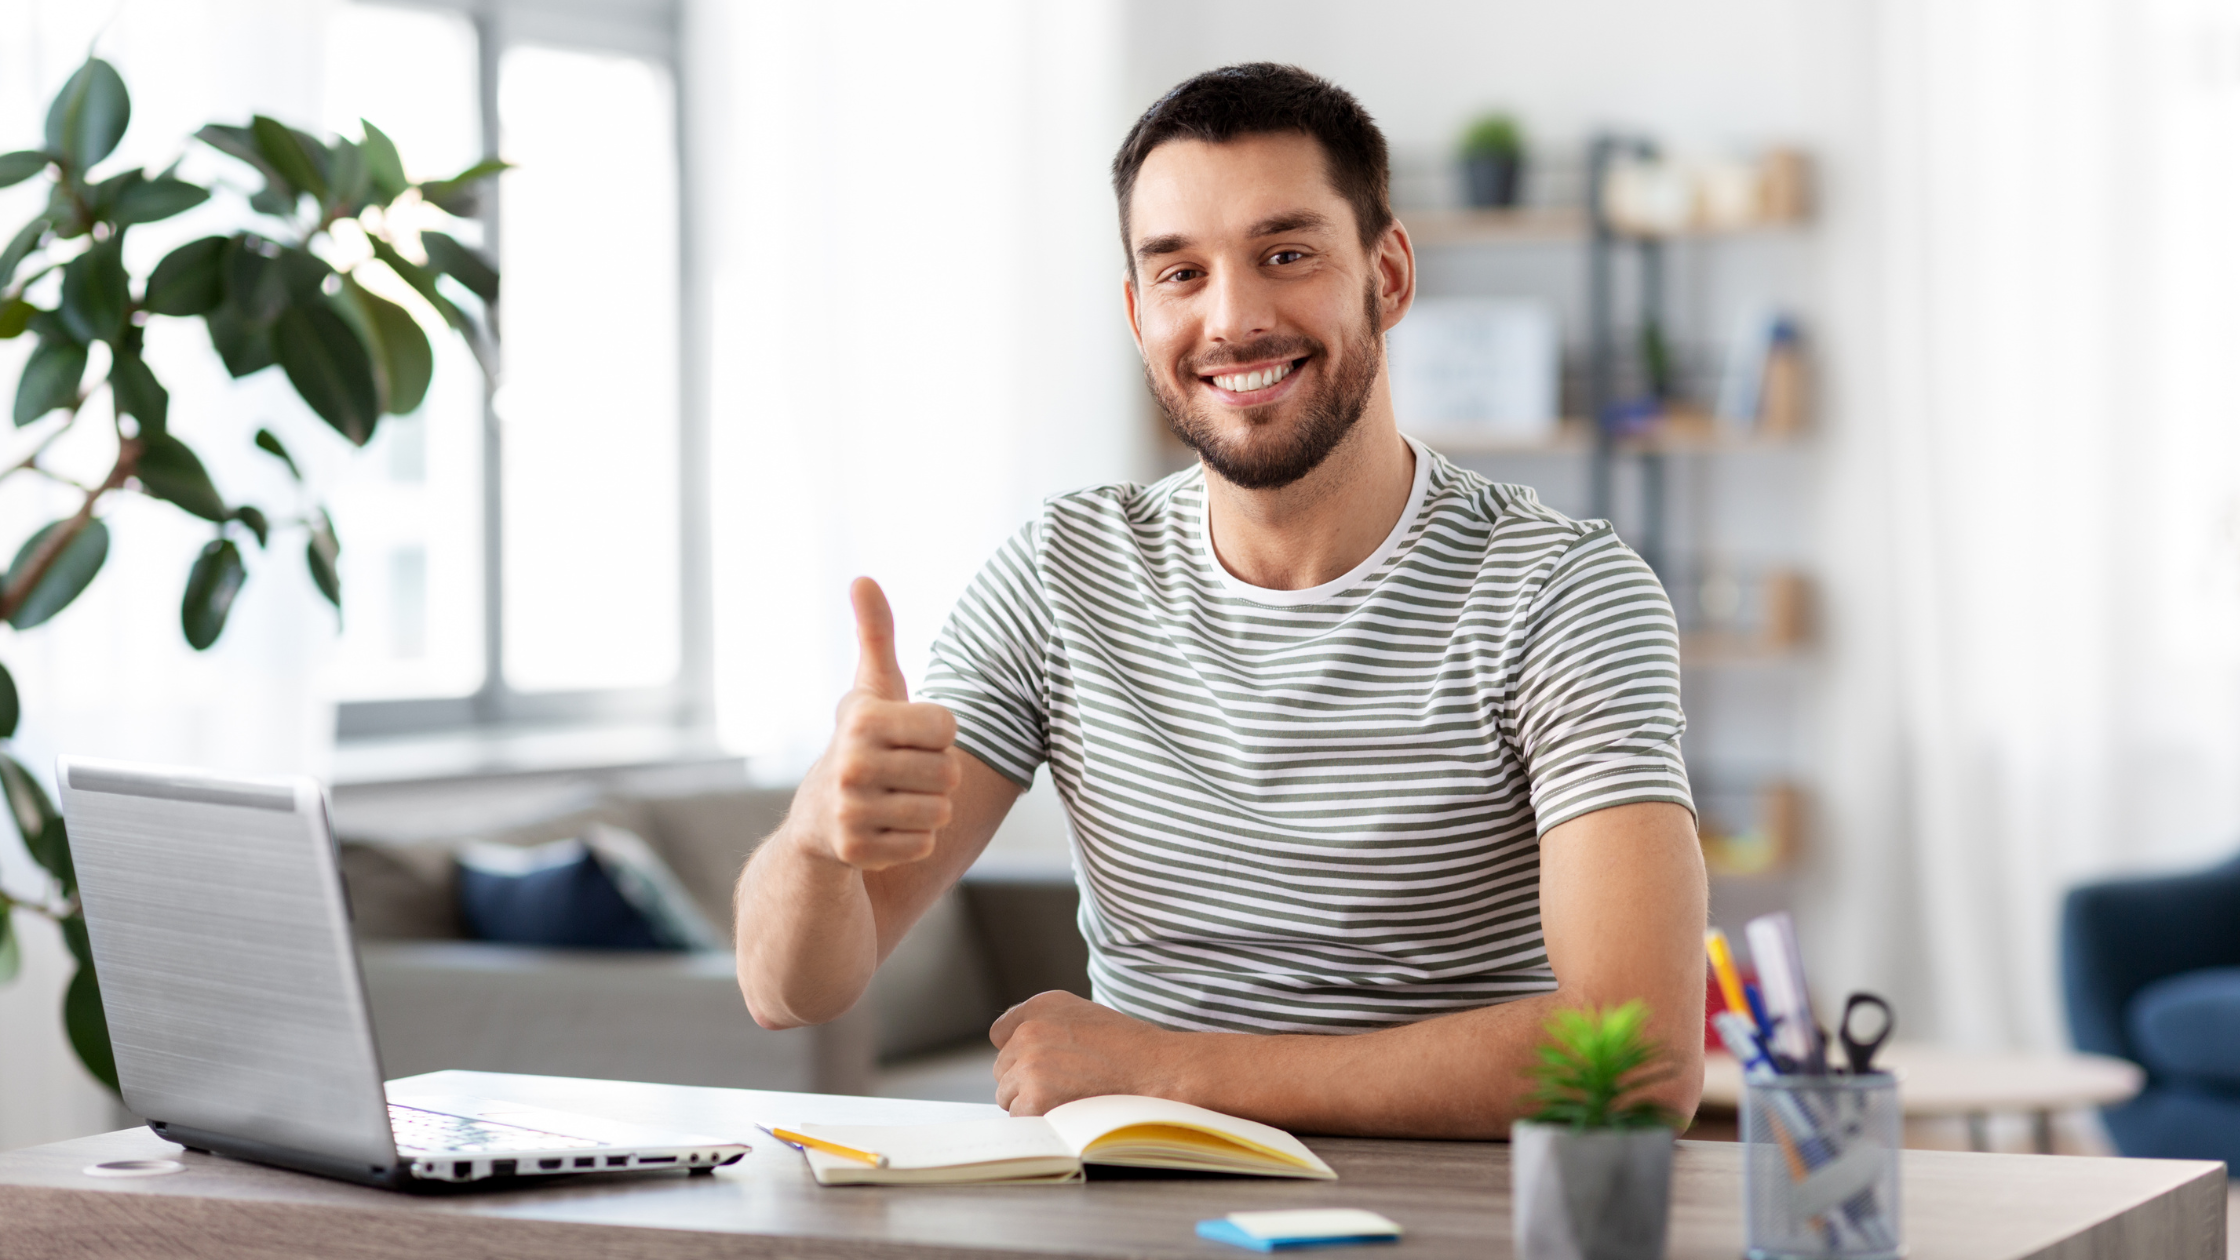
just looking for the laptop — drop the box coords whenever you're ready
[58,755,751,1189]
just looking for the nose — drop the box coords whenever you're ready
[1201,261,1277,347]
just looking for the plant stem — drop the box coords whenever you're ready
[0,437,136,624]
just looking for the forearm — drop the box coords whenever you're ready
[733,812,881,1029]
[1152,992,1702,1139]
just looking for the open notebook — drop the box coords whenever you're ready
[781,1095,1337,1186]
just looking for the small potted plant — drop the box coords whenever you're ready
[1459,112,1526,208]
[1512,1001,1677,1260]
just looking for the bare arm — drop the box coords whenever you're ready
[990,801,1706,1137]
[734,578,1025,1029]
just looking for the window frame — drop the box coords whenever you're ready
[332,0,712,741]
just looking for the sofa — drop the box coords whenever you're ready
[2061,852,2240,1167]
[333,782,1087,1097]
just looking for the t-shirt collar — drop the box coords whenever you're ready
[1198,434,1433,607]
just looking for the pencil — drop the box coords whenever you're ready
[757,1124,888,1168]
[1706,929,1750,1026]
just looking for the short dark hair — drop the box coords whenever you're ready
[1111,63,1392,269]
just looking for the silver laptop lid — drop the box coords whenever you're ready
[58,756,396,1170]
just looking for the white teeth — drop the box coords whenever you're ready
[1211,361,1293,393]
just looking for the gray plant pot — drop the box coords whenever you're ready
[1512,1120,1674,1260]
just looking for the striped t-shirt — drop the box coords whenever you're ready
[922,439,1692,1034]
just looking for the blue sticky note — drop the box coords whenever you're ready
[1196,1213,1402,1252]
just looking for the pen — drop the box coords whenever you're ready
[755,1123,888,1168]
[1705,929,1750,1025]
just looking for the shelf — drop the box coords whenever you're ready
[1402,206,1810,248]
[1406,416,1808,457]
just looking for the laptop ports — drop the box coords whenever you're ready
[538,1158,563,1170]
[607,1155,628,1167]
[638,1155,676,1164]
[574,1156,596,1168]
[453,1161,473,1179]
[492,1159,517,1177]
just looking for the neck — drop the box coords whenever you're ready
[1202,399,1416,592]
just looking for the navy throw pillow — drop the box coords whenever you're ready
[456,839,671,950]
[2126,966,2240,1090]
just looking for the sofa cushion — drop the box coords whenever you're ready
[457,838,675,950]
[2126,966,2240,1088]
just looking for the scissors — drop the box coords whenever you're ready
[1838,991,1895,1074]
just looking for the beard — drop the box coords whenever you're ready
[1148,283,1383,491]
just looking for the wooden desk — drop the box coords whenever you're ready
[0,1071,2221,1260]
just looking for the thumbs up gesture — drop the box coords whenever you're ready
[802,578,961,871]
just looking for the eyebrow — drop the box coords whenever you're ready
[1132,209,1337,262]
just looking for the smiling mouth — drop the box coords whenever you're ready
[1203,357,1306,394]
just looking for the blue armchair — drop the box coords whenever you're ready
[2061,853,2240,1168]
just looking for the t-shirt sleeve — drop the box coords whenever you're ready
[920,522,1052,789]
[1509,527,1694,834]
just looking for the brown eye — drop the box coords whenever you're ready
[1165,267,1202,283]
[1268,250,1306,265]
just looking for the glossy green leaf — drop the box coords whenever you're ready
[276,246,335,305]
[224,235,288,321]
[59,236,127,344]
[420,231,498,305]
[109,349,167,436]
[0,217,46,291]
[360,121,407,201]
[232,504,270,549]
[0,752,68,893]
[326,140,369,215]
[181,538,245,650]
[113,174,208,227]
[0,659,17,738]
[250,115,326,203]
[13,337,86,426]
[6,517,108,629]
[0,298,31,339]
[418,157,510,217]
[0,906,18,986]
[44,60,130,171]
[274,299,379,446]
[367,238,471,334]
[196,123,293,201]
[136,433,227,521]
[338,275,432,415]
[62,943,118,1095]
[145,234,226,316]
[254,427,301,480]
[0,151,50,189]
[205,303,275,377]
[307,507,341,611]
[84,168,140,221]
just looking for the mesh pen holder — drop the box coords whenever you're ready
[1741,1073,1902,1260]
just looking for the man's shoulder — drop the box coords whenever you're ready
[1033,465,1204,536]
[1415,447,1610,560]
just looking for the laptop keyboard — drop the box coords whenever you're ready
[388,1104,607,1154]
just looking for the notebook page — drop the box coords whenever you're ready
[1040,1095,1331,1172]
[788,1117,1073,1170]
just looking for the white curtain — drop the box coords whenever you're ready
[690,0,1142,779]
[1809,0,2240,1050]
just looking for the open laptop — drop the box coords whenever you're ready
[57,755,750,1189]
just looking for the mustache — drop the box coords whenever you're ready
[1188,336,1320,376]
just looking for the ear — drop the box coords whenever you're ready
[1373,221,1417,333]
[1122,271,1146,356]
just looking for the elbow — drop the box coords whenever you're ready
[1653,1041,1705,1130]
[735,952,864,1031]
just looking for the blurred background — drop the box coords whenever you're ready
[5,0,2240,1181]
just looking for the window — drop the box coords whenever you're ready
[321,0,703,738]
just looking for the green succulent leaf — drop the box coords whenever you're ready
[62,940,117,1095]
[181,538,246,650]
[232,504,270,549]
[6,517,109,630]
[1524,1000,1674,1131]
[44,59,130,172]
[136,432,228,521]
[13,337,87,426]
[337,275,433,415]
[359,121,408,201]
[109,349,168,436]
[0,906,18,986]
[307,507,341,611]
[274,298,380,445]
[420,231,499,305]
[250,115,327,204]
[0,752,69,892]
[0,150,50,189]
[254,427,301,480]
[0,217,48,291]
[417,157,510,217]
[112,174,209,227]
[145,234,227,316]
[59,235,128,344]
[0,298,32,339]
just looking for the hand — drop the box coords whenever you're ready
[990,991,1184,1115]
[793,577,961,871]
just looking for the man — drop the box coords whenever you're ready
[735,63,1705,1139]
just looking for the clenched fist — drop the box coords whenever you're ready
[792,577,961,871]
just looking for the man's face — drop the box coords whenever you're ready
[1124,133,1406,490]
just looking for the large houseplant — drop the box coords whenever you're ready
[1511,1001,1678,1260]
[0,59,502,1092]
